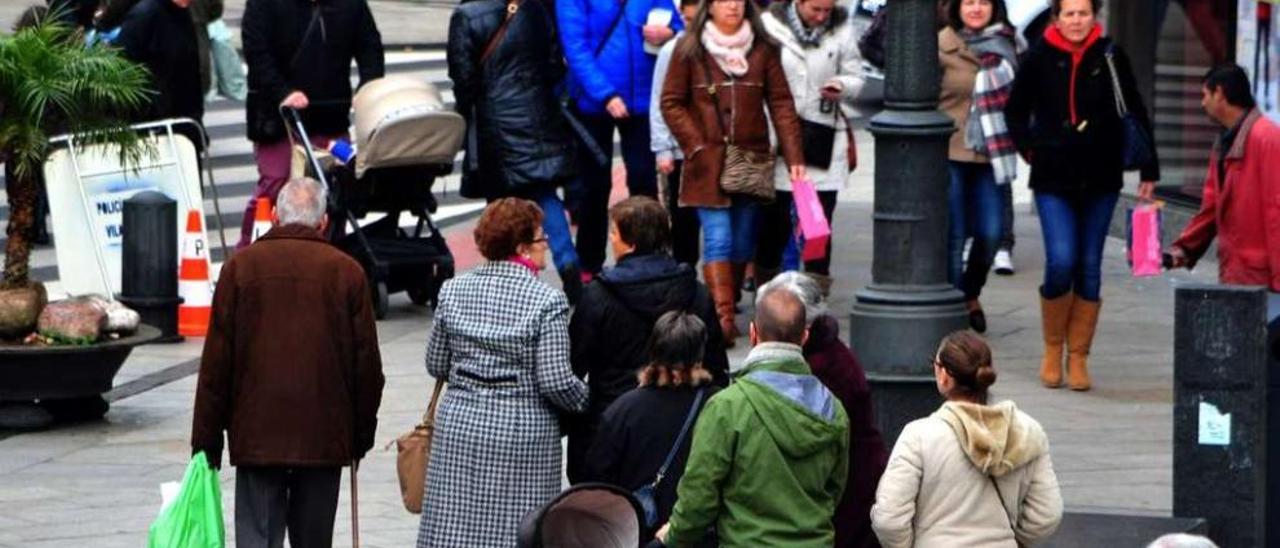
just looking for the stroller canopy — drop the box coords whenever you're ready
[351,76,466,178]
[518,483,644,548]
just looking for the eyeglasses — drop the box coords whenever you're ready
[529,236,549,245]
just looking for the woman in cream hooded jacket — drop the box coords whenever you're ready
[872,333,1063,547]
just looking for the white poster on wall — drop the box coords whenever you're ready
[42,132,208,298]
[1238,0,1280,119]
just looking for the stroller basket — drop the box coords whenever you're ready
[352,76,466,178]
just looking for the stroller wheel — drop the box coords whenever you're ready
[373,281,389,320]
[408,285,431,307]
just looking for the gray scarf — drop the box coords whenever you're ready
[786,2,824,48]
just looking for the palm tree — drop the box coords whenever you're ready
[0,11,151,291]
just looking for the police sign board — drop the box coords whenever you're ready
[43,131,209,297]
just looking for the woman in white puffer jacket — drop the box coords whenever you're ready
[757,0,865,294]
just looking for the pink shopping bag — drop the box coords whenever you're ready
[1128,202,1163,277]
[792,179,831,262]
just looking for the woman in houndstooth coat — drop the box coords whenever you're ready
[417,199,589,548]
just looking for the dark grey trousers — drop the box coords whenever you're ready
[235,466,342,548]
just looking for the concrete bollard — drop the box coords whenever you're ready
[116,191,183,343]
[1172,284,1275,547]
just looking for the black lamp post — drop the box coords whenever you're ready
[849,0,968,446]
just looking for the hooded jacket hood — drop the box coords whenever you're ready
[738,343,849,458]
[936,400,1048,478]
[598,254,699,322]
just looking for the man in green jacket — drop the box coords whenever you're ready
[657,284,850,547]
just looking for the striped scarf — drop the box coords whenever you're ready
[964,25,1018,185]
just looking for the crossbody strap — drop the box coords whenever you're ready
[699,58,731,145]
[1103,44,1129,117]
[653,387,706,486]
[594,0,633,57]
[481,0,522,64]
[989,476,1018,534]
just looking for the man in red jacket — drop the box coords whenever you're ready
[191,177,384,548]
[1169,64,1280,327]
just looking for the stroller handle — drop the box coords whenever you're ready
[280,107,334,195]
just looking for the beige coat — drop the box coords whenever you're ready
[938,27,988,164]
[871,401,1063,548]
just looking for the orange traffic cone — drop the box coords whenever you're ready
[249,197,272,244]
[178,209,212,337]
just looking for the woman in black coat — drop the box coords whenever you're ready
[448,0,585,301]
[1005,0,1159,393]
[580,310,719,547]
[566,197,730,484]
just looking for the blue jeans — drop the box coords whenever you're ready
[1035,190,1120,302]
[698,202,759,263]
[948,162,1003,300]
[533,190,579,272]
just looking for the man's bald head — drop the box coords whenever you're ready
[753,286,807,344]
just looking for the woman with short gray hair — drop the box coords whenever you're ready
[759,271,887,547]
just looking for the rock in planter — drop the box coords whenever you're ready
[85,295,141,336]
[0,283,48,339]
[37,299,106,344]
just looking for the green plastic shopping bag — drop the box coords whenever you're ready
[147,452,226,548]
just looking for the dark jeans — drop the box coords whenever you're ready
[948,162,1003,300]
[665,161,701,266]
[1000,181,1015,251]
[756,189,839,275]
[1035,190,1120,302]
[571,110,658,273]
[235,466,342,548]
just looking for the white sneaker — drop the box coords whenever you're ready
[994,249,1015,276]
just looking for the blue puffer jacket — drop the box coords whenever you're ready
[557,0,683,116]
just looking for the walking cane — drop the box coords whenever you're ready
[351,459,360,548]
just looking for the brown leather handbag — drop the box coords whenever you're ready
[396,381,444,514]
[700,60,776,202]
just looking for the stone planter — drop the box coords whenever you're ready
[0,324,161,429]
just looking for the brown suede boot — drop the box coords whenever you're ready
[1066,297,1102,391]
[1039,293,1073,388]
[703,262,739,348]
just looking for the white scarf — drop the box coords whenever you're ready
[701,23,754,77]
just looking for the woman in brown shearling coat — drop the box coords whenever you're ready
[660,0,805,346]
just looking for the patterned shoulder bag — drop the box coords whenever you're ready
[700,58,776,202]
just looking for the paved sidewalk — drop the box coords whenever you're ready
[0,124,1220,547]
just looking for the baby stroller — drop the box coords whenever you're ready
[288,77,466,318]
[518,483,647,548]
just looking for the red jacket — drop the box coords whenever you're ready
[1173,108,1280,292]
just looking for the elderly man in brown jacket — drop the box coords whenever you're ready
[191,177,384,548]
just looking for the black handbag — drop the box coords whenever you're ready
[799,118,837,169]
[1103,44,1154,171]
[634,388,705,528]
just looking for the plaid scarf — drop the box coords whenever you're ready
[964,25,1018,185]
